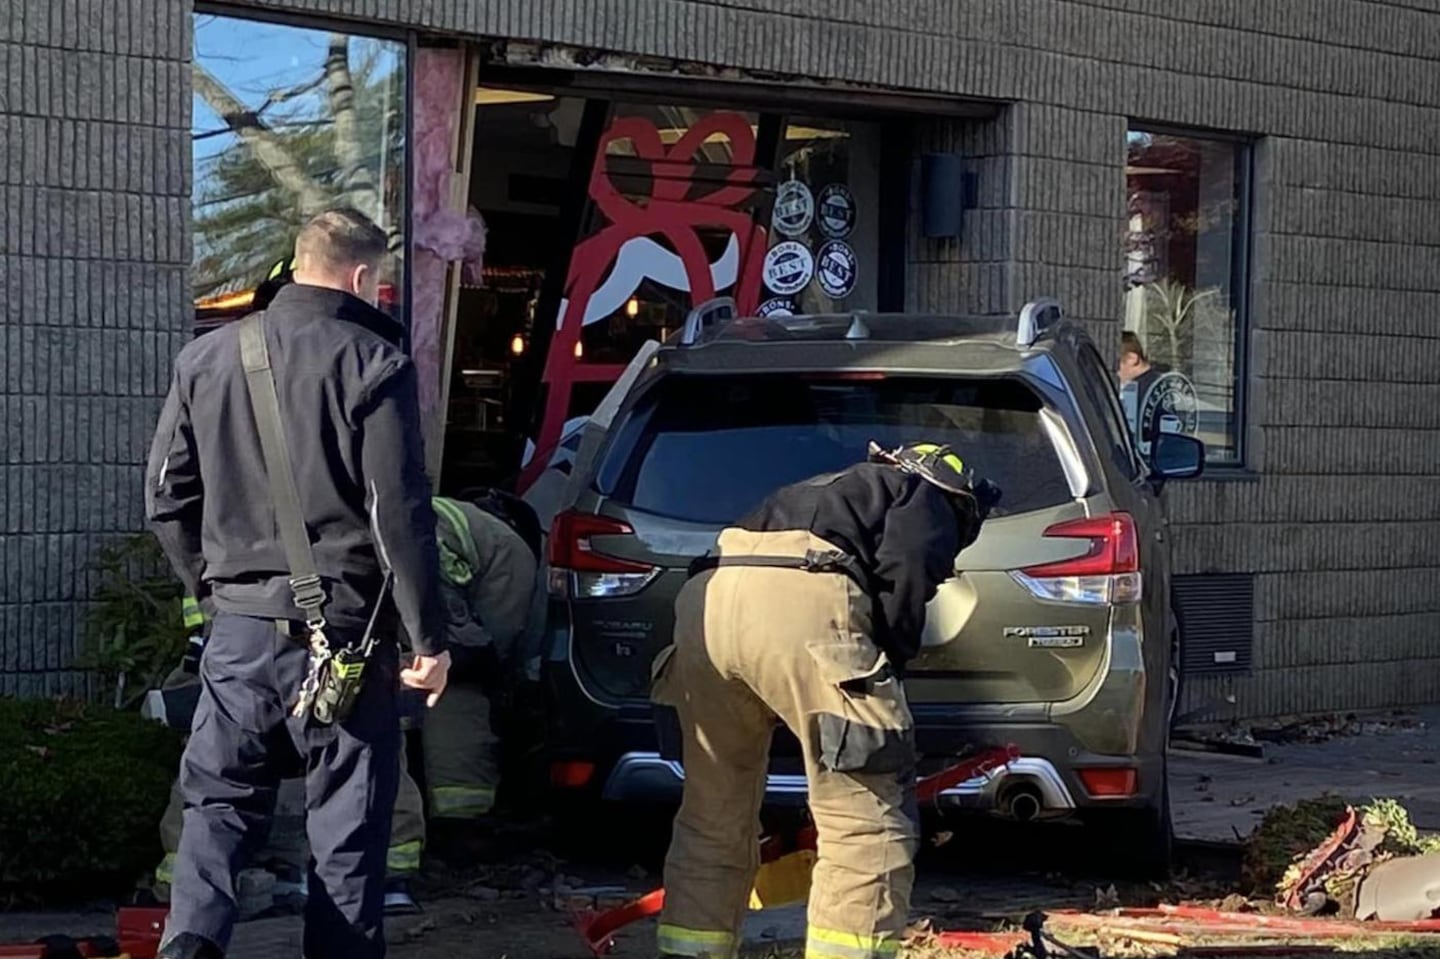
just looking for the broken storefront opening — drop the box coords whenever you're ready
[430,58,975,496]
[187,27,995,498]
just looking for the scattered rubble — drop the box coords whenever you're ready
[1179,711,1427,754]
[1252,712,1427,746]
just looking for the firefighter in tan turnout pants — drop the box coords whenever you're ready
[652,443,996,959]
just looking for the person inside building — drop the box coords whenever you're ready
[1117,331,1170,452]
[145,208,451,959]
[1118,331,1166,393]
[650,442,997,959]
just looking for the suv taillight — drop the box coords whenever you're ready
[1010,513,1142,605]
[548,511,660,600]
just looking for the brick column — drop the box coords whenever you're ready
[0,0,191,697]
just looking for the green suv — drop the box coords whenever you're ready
[536,299,1204,869]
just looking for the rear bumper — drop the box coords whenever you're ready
[545,627,1163,817]
[600,748,1079,815]
[548,696,1163,818]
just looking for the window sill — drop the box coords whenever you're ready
[1196,465,1260,483]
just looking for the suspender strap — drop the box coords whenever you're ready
[238,314,328,629]
[688,548,875,594]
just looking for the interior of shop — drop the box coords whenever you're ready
[440,78,900,495]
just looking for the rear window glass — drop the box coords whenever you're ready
[596,374,1073,524]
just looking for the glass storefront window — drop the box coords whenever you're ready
[770,117,881,315]
[1124,129,1250,465]
[191,15,407,323]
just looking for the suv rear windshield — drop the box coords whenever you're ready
[596,374,1073,524]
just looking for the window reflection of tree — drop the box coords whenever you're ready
[191,18,405,301]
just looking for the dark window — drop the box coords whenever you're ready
[597,374,1072,525]
[1124,128,1252,466]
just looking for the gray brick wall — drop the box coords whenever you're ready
[0,0,190,697]
[5,0,1440,717]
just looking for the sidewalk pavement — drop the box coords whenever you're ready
[5,712,1437,957]
[1170,707,1440,842]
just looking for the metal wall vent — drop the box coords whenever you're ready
[1173,573,1254,675]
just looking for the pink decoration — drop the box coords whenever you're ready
[414,206,488,284]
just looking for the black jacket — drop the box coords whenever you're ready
[737,462,976,666]
[145,284,446,656]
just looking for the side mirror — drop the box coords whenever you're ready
[1150,432,1205,481]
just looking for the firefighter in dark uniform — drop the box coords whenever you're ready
[146,208,450,959]
[651,443,997,959]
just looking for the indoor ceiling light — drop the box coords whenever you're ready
[785,125,849,142]
[649,124,851,145]
[475,87,556,106]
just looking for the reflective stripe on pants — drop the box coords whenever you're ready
[657,923,737,958]
[429,784,496,819]
[387,840,422,876]
[182,596,204,629]
[805,927,902,959]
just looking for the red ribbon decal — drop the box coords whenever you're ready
[521,112,769,490]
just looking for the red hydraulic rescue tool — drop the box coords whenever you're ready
[574,744,1021,956]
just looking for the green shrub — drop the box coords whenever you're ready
[80,533,191,710]
[0,697,182,904]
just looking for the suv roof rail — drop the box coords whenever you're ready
[1016,297,1064,348]
[679,296,737,346]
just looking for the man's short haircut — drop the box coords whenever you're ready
[1120,330,1147,361]
[293,207,388,274]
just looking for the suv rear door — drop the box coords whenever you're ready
[555,367,1109,709]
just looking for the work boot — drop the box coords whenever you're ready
[383,877,423,916]
[157,932,224,959]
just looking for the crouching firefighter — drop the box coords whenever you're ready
[388,493,544,866]
[652,442,999,959]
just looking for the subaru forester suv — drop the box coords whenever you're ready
[536,299,1204,870]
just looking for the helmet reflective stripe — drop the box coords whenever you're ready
[266,256,294,281]
[907,442,965,476]
[867,441,972,497]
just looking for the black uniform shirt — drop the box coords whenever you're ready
[736,462,972,667]
[145,283,447,656]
